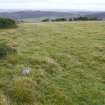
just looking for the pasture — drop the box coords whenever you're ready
[0,21,105,105]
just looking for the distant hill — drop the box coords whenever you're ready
[0,11,78,20]
[86,12,105,19]
[0,10,104,22]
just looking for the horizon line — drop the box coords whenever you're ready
[0,9,105,12]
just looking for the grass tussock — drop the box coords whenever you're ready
[7,77,37,104]
[0,42,17,59]
[0,94,8,105]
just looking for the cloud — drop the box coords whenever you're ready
[0,0,105,11]
[0,0,30,2]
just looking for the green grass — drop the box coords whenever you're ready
[0,21,105,105]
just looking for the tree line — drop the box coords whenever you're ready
[42,17,100,22]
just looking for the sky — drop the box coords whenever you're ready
[0,0,105,11]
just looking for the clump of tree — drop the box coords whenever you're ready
[0,17,17,28]
[52,18,67,22]
[42,18,49,22]
[0,42,17,59]
[69,17,99,21]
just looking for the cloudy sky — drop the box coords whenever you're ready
[0,0,105,11]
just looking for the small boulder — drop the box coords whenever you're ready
[21,68,30,76]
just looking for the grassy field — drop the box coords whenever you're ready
[0,21,105,105]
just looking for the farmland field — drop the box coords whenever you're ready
[0,21,105,105]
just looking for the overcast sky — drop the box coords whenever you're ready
[0,0,105,11]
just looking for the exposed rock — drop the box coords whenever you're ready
[21,68,30,76]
